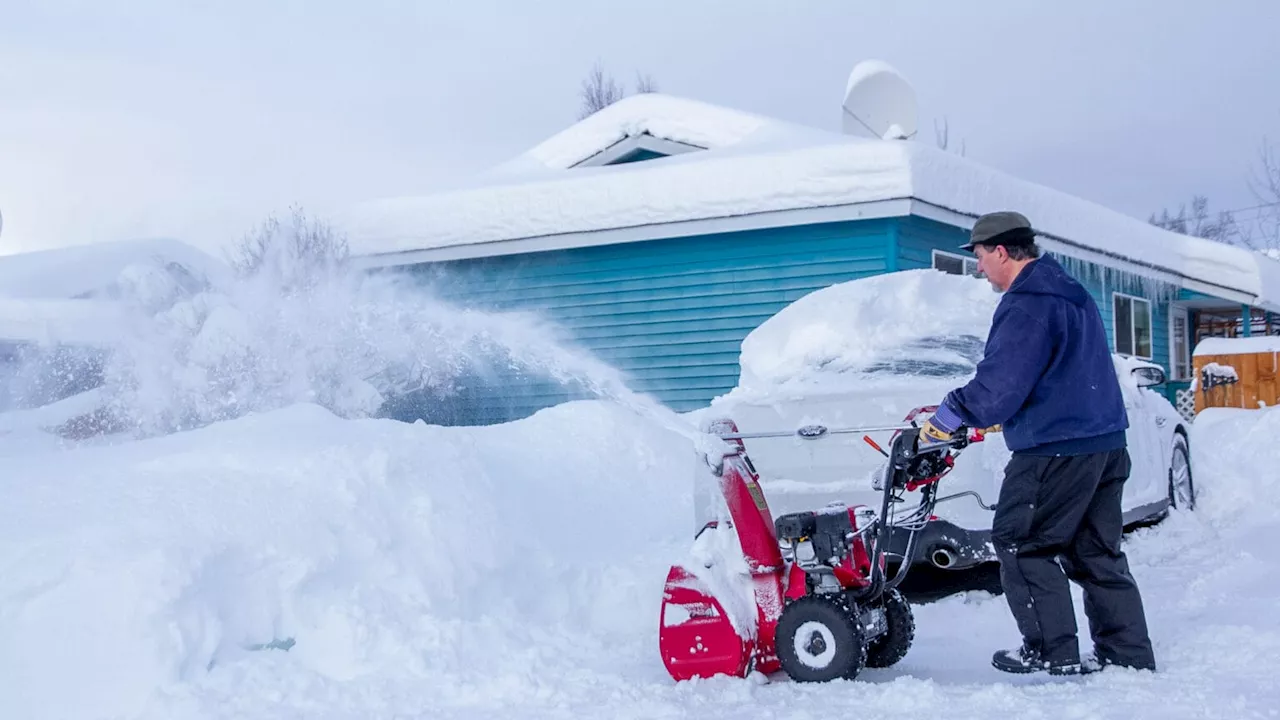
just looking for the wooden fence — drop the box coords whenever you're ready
[1192,342,1280,413]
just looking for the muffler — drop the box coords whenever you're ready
[930,545,958,569]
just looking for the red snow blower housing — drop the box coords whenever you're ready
[659,410,985,683]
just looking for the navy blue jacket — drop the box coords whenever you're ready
[944,254,1128,455]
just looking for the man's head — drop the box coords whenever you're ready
[961,211,1041,292]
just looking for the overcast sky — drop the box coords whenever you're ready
[2,0,1277,257]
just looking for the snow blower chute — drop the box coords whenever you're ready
[659,410,986,683]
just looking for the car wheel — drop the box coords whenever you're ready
[1168,433,1195,511]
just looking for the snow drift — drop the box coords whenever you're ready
[4,383,1280,719]
[0,401,698,720]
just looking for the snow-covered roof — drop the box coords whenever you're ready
[0,238,229,301]
[341,93,1280,310]
[498,94,803,172]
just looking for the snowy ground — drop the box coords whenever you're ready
[3,395,1280,720]
[3,251,1279,719]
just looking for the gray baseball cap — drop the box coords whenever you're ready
[960,211,1035,251]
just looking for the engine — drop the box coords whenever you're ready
[775,504,876,590]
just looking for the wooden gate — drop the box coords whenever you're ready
[1192,337,1280,413]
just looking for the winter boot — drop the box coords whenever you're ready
[991,645,1081,676]
[1079,652,1156,675]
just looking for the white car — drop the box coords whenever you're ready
[702,270,1195,571]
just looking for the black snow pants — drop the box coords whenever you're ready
[991,447,1157,670]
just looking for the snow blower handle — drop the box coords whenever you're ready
[716,423,914,441]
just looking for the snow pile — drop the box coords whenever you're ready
[735,270,998,394]
[0,401,699,720]
[5,367,1280,719]
[1188,407,1280,526]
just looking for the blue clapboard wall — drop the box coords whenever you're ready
[382,219,894,424]
[376,214,1191,425]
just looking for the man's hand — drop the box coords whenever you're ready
[918,402,964,446]
[918,417,957,445]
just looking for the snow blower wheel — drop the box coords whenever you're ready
[864,588,914,668]
[776,595,866,682]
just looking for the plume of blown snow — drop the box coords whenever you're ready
[20,233,645,438]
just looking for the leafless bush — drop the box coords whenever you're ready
[578,61,659,119]
[226,207,349,291]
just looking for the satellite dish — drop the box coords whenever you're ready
[842,60,918,140]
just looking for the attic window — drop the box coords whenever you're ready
[572,133,705,168]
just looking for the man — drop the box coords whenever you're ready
[918,211,1157,676]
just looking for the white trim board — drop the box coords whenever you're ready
[349,198,914,270]
[572,133,705,167]
[1113,290,1155,360]
[350,195,1270,310]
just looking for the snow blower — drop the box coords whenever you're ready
[659,408,986,683]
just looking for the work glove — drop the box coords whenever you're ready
[973,424,1002,438]
[918,402,963,446]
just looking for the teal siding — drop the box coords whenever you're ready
[895,215,971,270]
[1105,274,1170,373]
[391,220,894,423]
[893,215,1173,373]
[370,213,1254,426]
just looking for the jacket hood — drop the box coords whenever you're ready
[1005,254,1092,307]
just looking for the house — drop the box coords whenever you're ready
[341,71,1280,426]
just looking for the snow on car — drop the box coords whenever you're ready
[703,269,1194,571]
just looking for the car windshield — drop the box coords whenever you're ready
[860,334,986,378]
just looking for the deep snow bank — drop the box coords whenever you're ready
[5,383,1280,720]
[0,401,697,720]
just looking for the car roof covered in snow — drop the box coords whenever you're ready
[340,93,1280,310]
[729,270,1000,397]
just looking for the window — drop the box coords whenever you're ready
[1113,293,1153,359]
[932,250,980,277]
[1170,306,1190,380]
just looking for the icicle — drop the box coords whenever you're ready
[1049,251,1178,304]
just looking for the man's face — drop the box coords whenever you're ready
[973,245,1011,291]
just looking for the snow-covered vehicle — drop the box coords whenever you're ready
[703,269,1195,571]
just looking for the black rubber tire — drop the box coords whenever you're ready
[864,588,915,668]
[1168,432,1196,511]
[775,595,866,683]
